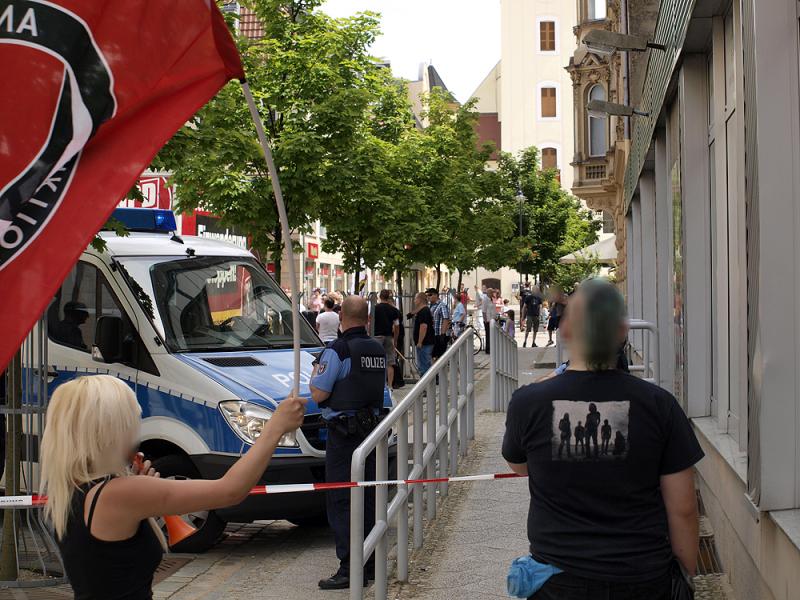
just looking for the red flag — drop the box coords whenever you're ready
[0,0,244,371]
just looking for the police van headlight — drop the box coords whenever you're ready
[219,401,298,447]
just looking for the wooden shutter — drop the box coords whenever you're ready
[540,21,555,51]
[542,148,557,170]
[541,87,557,117]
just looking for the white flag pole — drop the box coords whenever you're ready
[240,81,301,397]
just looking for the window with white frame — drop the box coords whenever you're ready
[538,83,559,120]
[588,84,608,156]
[537,18,558,53]
[587,0,607,20]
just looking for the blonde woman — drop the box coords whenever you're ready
[40,375,305,600]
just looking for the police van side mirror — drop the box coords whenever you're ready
[93,316,124,363]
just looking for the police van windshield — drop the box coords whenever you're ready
[118,256,320,352]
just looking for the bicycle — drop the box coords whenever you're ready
[451,320,483,355]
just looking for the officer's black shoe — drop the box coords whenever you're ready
[318,571,370,590]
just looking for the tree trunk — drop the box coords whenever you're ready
[395,271,404,314]
[0,352,22,581]
[435,264,442,290]
[352,242,362,295]
[457,269,463,299]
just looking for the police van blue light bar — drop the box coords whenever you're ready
[111,208,177,233]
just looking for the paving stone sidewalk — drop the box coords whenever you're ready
[388,347,548,599]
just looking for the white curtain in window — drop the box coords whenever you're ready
[588,0,607,20]
[588,85,608,156]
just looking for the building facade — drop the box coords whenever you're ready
[499,0,578,189]
[619,0,800,598]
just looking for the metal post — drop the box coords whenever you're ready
[397,411,409,581]
[489,320,497,411]
[412,397,424,549]
[449,357,458,478]
[425,380,437,521]
[375,437,389,598]
[438,366,449,498]
[349,461,365,600]
[458,346,468,457]
[467,330,475,439]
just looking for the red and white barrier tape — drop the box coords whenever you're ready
[0,472,526,508]
[250,472,525,495]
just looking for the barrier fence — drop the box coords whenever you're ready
[0,315,66,587]
[348,329,475,600]
[489,319,519,412]
[555,319,660,386]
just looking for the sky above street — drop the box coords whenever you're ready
[321,0,500,103]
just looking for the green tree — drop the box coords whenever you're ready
[396,88,511,290]
[318,70,421,291]
[492,147,599,283]
[153,1,385,281]
[551,254,602,294]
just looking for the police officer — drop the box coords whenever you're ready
[310,296,386,590]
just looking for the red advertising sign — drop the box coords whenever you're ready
[320,265,330,277]
[0,0,244,371]
[307,242,319,260]
[119,175,174,209]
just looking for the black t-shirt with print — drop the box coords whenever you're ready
[413,306,435,346]
[373,303,401,337]
[502,369,704,583]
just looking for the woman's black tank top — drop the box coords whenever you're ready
[57,477,163,600]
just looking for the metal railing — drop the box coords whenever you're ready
[489,319,519,411]
[1,314,66,587]
[626,319,660,385]
[349,329,475,599]
[556,319,660,386]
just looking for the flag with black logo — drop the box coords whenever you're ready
[0,0,244,371]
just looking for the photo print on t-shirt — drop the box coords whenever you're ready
[551,400,630,461]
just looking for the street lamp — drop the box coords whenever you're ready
[587,99,649,118]
[582,29,666,57]
[516,186,525,295]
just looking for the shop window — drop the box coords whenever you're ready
[588,85,608,156]
[539,21,556,52]
[540,86,557,118]
[541,147,558,170]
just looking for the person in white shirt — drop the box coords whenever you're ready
[475,285,494,355]
[316,298,340,343]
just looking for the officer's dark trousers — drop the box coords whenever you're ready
[326,427,376,576]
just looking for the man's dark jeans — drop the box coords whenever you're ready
[325,426,376,576]
[531,571,671,600]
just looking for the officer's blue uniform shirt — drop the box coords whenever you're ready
[310,326,386,420]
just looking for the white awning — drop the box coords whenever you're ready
[559,234,617,265]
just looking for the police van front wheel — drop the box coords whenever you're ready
[153,453,227,553]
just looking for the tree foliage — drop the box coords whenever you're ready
[150,1,600,289]
[153,0,384,280]
[492,147,600,283]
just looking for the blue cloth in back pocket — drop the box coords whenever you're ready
[506,555,563,598]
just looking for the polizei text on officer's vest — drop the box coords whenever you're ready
[361,356,386,370]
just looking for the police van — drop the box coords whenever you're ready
[44,207,392,551]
